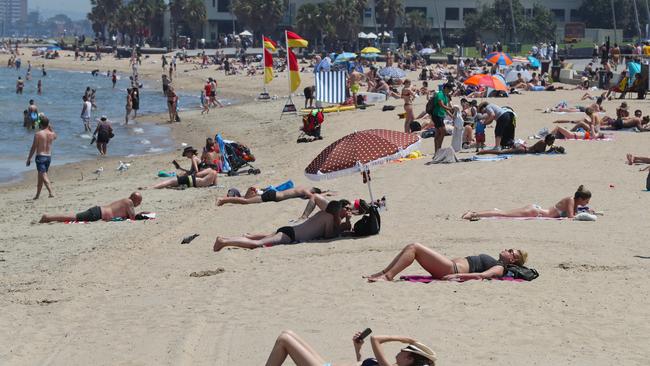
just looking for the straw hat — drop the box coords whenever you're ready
[402,342,437,363]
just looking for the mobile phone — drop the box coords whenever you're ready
[355,328,372,342]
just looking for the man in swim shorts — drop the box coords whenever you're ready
[39,192,143,223]
[26,116,56,200]
[216,186,325,206]
[213,199,352,251]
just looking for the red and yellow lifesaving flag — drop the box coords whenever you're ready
[286,30,308,48]
[263,36,277,52]
[264,49,274,84]
[288,48,300,92]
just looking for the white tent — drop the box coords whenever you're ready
[382,31,391,38]
[366,32,378,39]
[239,30,253,37]
[358,32,368,39]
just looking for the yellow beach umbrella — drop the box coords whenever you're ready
[361,47,381,54]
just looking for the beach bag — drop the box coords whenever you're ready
[353,205,381,237]
[505,265,539,281]
[425,93,438,116]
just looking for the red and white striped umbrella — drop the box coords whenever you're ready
[304,129,420,181]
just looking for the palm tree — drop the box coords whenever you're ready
[329,0,362,42]
[184,0,207,47]
[404,10,429,43]
[169,0,186,48]
[132,0,167,45]
[375,0,403,42]
[87,0,123,39]
[231,0,286,38]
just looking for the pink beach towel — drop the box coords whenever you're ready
[399,275,524,283]
[481,216,567,221]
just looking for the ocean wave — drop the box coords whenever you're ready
[139,139,151,145]
[146,147,164,153]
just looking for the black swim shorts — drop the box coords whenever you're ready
[75,206,102,222]
[276,226,296,243]
[177,174,196,187]
[261,189,277,202]
[432,115,445,129]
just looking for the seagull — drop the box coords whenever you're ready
[117,161,130,172]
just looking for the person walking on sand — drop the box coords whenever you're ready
[26,116,56,199]
[80,95,92,132]
[39,192,142,223]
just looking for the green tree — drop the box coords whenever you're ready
[328,0,362,42]
[578,0,640,37]
[375,0,404,40]
[296,3,334,48]
[231,0,286,38]
[87,0,123,37]
[131,0,167,43]
[184,0,208,45]
[403,9,430,43]
[522,4,556,42]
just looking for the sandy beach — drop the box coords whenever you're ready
[1,50,649,366]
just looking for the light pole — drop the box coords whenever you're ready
[633,0,643,39]
[432,0,444,48]
[611,0,618,43]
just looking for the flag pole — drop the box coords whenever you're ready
[285,30,292,99]
[262,34,267,94]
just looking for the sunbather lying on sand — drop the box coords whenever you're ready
[365,243,527,282]
[151,168,218,189]
[600,111,650,131]
[40,192,142,223]
[216,186,329,206]
[550,126,609,140]
[553,107,602,135]
[213,200,351,251]
[477,135,562,154]
[462,185,592,220]
[265,330,436,366]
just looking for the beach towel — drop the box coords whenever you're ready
[471,155,512,161]
[481,216,567,221]
[559,136,613,141]
[399,275,524,283]
[264,180,295,192]
[430,147,459,163]
[450,111,464,152]
[216,133,231,173]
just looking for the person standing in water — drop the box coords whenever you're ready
[37,79,42,95]
[125,88,133,124]
[93,116,113,156]
[80,95,92,132]
[16,76,24,94]
[41,64,46,77]
[26,116,56,199]
[131,87,140,119]
[111,69,117,88]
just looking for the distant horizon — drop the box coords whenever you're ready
[29,0,91,20]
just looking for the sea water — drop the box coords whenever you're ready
[0,67,196,183]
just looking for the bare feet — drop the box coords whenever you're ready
[213,237,226,252]
[39,215,48,223]
[366,273,392,282]
[626,153,634,165]
[462,211,477,220]
[216,198,225,206]
[33,195,39,200]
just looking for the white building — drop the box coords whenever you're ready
[0,0,27,32]
[168,0,585,45]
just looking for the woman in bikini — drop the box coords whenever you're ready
[365,243,527,282]
[462,185,592,220]
[125,88,133,124]
[167,86,178,122]
[401,79,415,132]
[265,329,436,366]
[152,146,217,189]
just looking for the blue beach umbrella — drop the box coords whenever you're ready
[527,56,541,68]
[335,52,357,63]
[378,66,406,79]
[46,46,62,51]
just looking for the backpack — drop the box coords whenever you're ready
[505,265,539,281]
[425,93,438,116]
[353,205,381,237]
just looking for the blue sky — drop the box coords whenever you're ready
[30,0,91,20]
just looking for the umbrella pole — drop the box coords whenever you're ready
[364,166,375,203]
